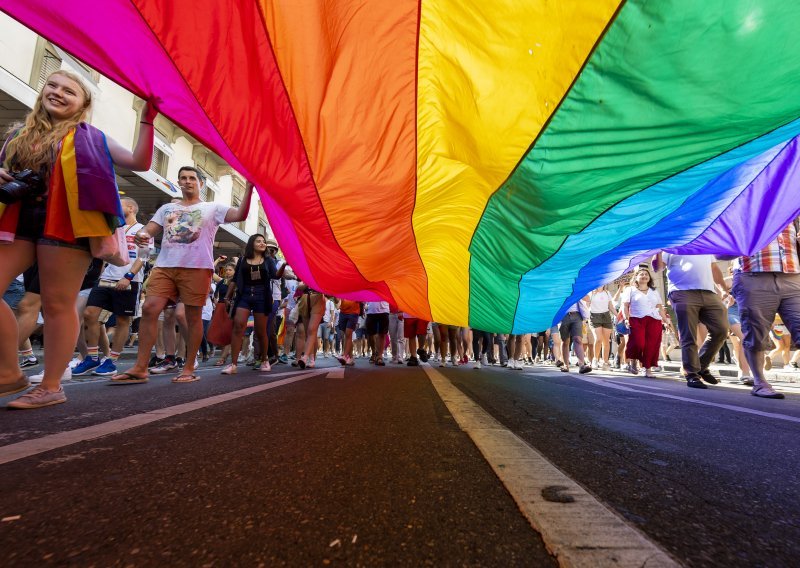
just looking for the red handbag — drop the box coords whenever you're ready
[206,303,233,346]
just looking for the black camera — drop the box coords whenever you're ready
[0,169,45,204]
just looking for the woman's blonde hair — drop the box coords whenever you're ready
[4,70,92,172]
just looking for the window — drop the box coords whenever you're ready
[150,147,168,177]
[258,222,268,237]
[36,49,62,92]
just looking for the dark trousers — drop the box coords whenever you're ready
[472,330,491,361]
[669,289,729,376]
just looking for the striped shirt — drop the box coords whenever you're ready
[735,220,800,273]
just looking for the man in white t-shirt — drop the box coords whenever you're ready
[654,253,728,389]
[112,166,254,384]
[78,197,153,378]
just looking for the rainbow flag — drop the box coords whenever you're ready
[6,1,799,331]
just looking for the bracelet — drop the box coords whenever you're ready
[124,272,135,281]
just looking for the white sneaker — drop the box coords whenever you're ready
[602,362,611,371]
[481,354,489,366]
[473,360,481,369]
[29,366,71,384]
[68,357,82,369]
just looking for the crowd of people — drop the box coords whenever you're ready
[0,71,796,409]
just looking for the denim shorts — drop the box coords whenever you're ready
[236,284,268,314]
[727,303,741,326]
[2,278,25,310]
[15,198,89,251]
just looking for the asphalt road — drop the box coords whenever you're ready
[1,358,798,567]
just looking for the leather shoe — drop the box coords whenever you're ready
[686,376,707,389]
[699,369,719,385]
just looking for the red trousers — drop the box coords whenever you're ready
[625,316,662,368]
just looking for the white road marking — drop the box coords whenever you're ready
[61,366,303,387]
[0,369,337,465]
[423,365,679,568]
[573,376,800,424]
[604,381,666,391]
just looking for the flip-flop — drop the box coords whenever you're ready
[108,372,149,385]
[172,374,200,383]
[0,375,31,397]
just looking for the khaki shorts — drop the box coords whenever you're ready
[146,267,213,307]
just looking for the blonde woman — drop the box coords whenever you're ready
[0,71,157,408]
[589,284,616,371]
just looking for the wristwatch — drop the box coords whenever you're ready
[123,272,135,281]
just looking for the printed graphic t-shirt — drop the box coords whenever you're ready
[151,202,230,270]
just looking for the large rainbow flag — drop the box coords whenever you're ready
[4,1,800,332]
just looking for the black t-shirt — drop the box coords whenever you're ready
[243,261,268,287]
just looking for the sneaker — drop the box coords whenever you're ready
[278,354,288,364]
[473,360,481,369]
[221,364,238,375]
[7,386,66,409]
[626,364,639,375]
[148,356,165,370]
[19,356,39,369]
[92,358,118,377]
[439,360,446,368]
[176,357,185,369]
[45,367,71,383]
[407,357,419,367]
[481,354,489,366]
[602,362,611,371]
[591,359,598,369]
[72,356,101,376]
[68,356,82,369]
[259,361,271,372]
[151,358,178,374]
[513,360,523,371]
[417,348,429,363]
[699,369,719,385]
